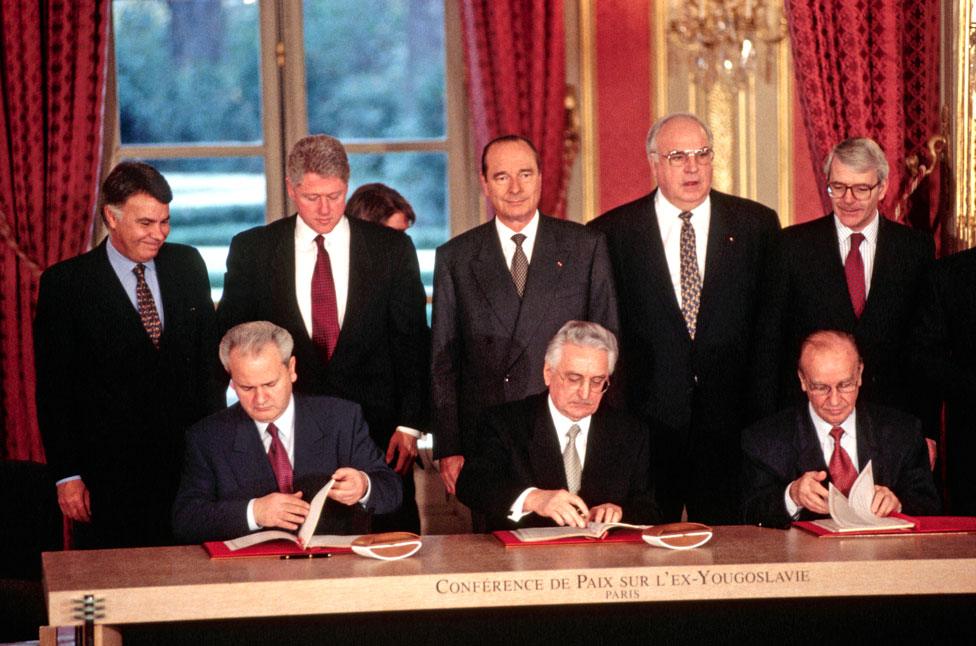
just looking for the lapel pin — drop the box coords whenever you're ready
[728,235,735,243]
[556,260,563,267]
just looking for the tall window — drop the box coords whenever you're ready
[110,0,461,300]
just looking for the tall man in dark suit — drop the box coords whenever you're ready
[173,322,401,543]
[431,135,618,495]
[742,331,939,527]
[457,321,659,531]
[34,161,224,548]
[216,134,429,533]
[752,137,935,463]
[588,113,780,524]
[911,248,976,514]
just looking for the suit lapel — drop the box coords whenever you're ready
[470,221,521,333]
[527,398,568,490]
[270,216,309,342]
[695,198,734,342]
[155,245,187,348]
[796,407,829,473]
[819,214,860,326]
[230,406,277,490]
[579,407,613,492]
[333,219,371,359]
[854,404,879,478]
[859,217,895,325]
[505,216,563,370]
[92,241,159,351]
[291,396,325,480]
[636,194,688,334]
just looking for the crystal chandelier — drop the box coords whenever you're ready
[669,0,788,88]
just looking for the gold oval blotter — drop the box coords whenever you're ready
[641,522,714,550]
[351,532,422,560]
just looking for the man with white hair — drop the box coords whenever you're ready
[457,321,659,531]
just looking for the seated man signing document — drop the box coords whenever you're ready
[457,321,660,531]
[173,321,401,543]
[741,330,939,527]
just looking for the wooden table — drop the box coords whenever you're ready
[42,527,976,644]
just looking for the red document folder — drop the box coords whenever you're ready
[793,515,976,538]
[203,540,352,559]
[492,528,646,547]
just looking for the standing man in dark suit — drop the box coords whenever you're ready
[34,161,224,548]
[911,248,976,514]
[752,137,935,462]
[216,135,429,533]
[742,331,939,527]
[456,321,659,531]
[588,113,780,524]
[173,322,401,544]
[431,135,618,495]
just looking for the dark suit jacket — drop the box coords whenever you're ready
[34,240,223,547]
[172,394,402,543]
[430,215,617,459]
[911,248,976,513]
[216,215,430,449]
[588,190,780,522]
[753,214,934,422]
[455,393,660,531]
[741,403,940,527]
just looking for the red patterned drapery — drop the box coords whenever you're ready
[459,0,570,217]
[0,1,110,459]
[786,0,942,239]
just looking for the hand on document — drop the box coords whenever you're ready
[524,489,590,528]
[253,491,310,530]
[789,470,830,515]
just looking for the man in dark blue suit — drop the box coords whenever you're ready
[35,161,224,549]
[172,321,401,544]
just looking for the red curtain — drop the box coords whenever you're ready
[786,0,941,228]
[0,1,110,460]
[459,0,569,217]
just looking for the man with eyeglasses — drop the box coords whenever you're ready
[589,112,780,525]
[742,330,939,527]
[456,321,660,531]
[752,137,936,466]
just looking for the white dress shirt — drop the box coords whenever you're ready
[508,397,592,521]
[654,192,711,304]
[784,404,860,517]
[833,211,880,298]
[294,215,351,337]
[495,210,540,267]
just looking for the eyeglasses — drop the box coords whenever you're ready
[826,181,881,200]
[805,380,858,397]
[557,371,611,394]
[652,147,714,167]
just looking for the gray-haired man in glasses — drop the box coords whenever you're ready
[742,330,939,527]
[752,136,936,468]
[588,112,780,525]
[456,321,660,532]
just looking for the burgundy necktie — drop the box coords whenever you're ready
[844,232,866,318]
[266,423,293,494]
[311,235,340,360]
[828,427,857,496]
[133,264,161,348]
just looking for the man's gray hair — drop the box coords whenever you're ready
[823,137,889,183]
[544,321,619,373]
[646,112,714,158]
[218,321,294,371]
[286,134,350,185]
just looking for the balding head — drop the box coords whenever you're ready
[797,330,863,426]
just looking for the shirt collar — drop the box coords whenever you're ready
[494,210,540,242]
[295,213,350,247]
[807,402,857,442]
[833,210,880,245]
[253,394,296,438]
[654,190,711,219]
[547,395,592,437]
[105,236,157,273]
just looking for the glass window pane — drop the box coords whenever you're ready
[113,0,262,145]
[348,152,448,293]
[130,157,266,301]
[303,0,445,139]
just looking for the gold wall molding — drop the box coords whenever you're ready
[947,1,976,249]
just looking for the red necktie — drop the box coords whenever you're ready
[311,235,340,360]
[266,423,293,494]
[828,427,857,496]
[844,232,866,318]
